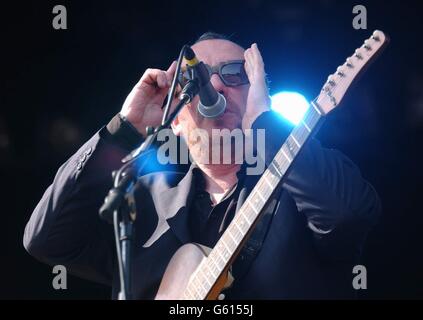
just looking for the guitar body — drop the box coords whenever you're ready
[155,243,232,300]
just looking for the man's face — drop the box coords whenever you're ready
[173,39,249,164]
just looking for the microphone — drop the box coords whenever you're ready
[184,47,226,118]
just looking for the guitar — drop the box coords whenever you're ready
[155,30,389,300]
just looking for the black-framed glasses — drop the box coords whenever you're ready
[178,60,250,87]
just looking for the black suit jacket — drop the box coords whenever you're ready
[23,111,381,299]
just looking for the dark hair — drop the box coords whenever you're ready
[194,31,244,49]
[192,32,270,88]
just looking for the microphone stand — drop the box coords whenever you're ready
[99,79,199,300]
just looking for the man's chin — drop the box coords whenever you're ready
[211,114,242,130]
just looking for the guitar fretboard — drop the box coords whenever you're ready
[183,101,323,299]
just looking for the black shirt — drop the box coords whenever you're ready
[189,166,244,248]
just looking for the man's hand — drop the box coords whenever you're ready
[120,61,177,137]
[242,43,271,131]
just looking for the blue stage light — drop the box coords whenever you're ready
[271,91,309,125]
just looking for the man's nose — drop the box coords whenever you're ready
[210,73,226,93]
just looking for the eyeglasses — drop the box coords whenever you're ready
[178,60,250,87]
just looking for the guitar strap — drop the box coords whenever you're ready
[232,182,283,280]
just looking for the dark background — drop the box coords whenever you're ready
[1,0,422,299]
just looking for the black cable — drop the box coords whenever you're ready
[161,45,189,125]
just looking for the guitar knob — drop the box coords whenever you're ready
[218,293,225,300]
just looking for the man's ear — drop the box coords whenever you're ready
[171,115,182,136]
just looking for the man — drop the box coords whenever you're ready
[24,32,381,299]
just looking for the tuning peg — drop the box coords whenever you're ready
[323,76,335,91]
[346,58,354,68]
[336,67,345,77]
[327,75,336,85]
[322,83,332,93]
[372,31,381,42]
[354,49,363,60]
[363,40,372,51]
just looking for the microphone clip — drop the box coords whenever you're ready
[179,79,200,103]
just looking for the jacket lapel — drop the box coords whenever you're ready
[143,166,195,247]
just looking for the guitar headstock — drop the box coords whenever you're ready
[315,30,389,115]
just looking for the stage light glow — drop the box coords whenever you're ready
[271,91,309,125]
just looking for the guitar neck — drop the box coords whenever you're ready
[183,101,324,300]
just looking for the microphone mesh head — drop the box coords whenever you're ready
[197,94,226,118]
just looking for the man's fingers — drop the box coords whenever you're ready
[244,43,267,87]
[244,47,252,60]
[244,49,252,69]
[136,68,171,91]
[251,43,260,56]
[251,43,265,70]
[137,69,159,87]
[167,60,177,73]
[244,48,255,78]
[245,46,259,71]
[157,72,169,89]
